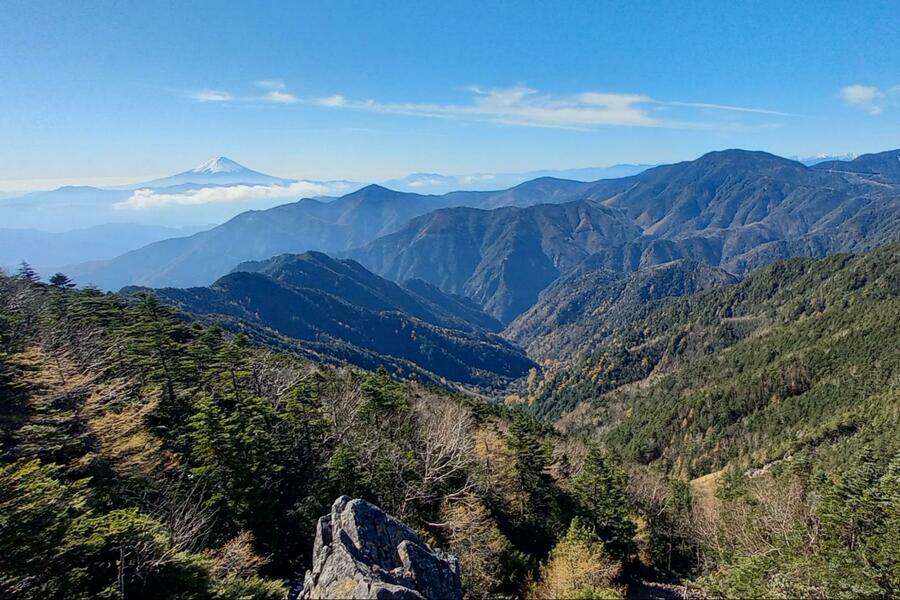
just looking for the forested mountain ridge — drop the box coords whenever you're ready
[536,242,900,419]
[348,200,644,322]
[343,149,900,323]
[583,149,900,273]
[504,259,738,363]
[0,270,640,599]
[232,251,501,332]
[547,243,900,596]
[127,251,531,387]
[2,243,898,600]
[66,178,597,291]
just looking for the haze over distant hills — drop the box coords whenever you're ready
[0,157,358,231]
[350,149,900,321]
[0,223,209,273]
[66,178,603,290]
[382,163,653,194]
[0,157,653,232]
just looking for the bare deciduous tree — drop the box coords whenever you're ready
[402,396,475,515]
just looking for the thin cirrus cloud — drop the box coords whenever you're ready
[115,180,354,210]
[316,86,661,129]
[188,80,299,104]
[189,82,799,129]
[191,89,234,102]
[312,85,803,129]
[838,84,899,115]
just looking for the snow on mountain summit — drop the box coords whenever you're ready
[132,157,294,188]
[193,157,247,174]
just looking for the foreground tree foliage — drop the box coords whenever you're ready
[554,244,900,597]
[2,243,898,599]
[0,271,606,599]
[526,518,624,600]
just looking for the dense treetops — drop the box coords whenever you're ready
[537,242,900,420]
[2,241,899,598]
[0,270,634,598]
[129,251,532,388]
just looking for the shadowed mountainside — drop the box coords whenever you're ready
[350,149,900,322]
[348,200,643,322]
[128,251,532,387]
[67,179,599,291]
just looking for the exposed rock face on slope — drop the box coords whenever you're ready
[300,496,462,600]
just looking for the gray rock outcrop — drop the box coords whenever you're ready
[300,496,462,600]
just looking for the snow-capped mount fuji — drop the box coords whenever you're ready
[194,156,249,173]
[0,156,343,231]
[131,156,295,189]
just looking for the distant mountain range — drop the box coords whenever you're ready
[797,152,856,166]
[0,157,357,231]
[55,148,900,331]
[382,163,653,194]
[348,149,900,321]
[67,178,605,290]
[0,223,209,273]
[128,251,532,387]
[812,149,900,183]
[0,158,652,232]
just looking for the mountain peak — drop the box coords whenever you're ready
[357,183,393,193]
[193,157,246,174]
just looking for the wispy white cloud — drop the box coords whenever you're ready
[318,94,347,107]
[115,180,354,210]
[264,90,300,104]
[312,85,800,130]
[189,82,800,129]
[254,80,299,103]
[191,89,233,102]
[188,80,299,104]
[315,85,659,129]
[255,79,287,91]
[655,100,804,117]
[838,84,898,115]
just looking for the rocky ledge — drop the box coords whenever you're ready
[299,496,462,600]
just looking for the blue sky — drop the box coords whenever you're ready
[1,0,898,187]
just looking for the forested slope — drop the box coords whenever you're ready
[2,246,899,599]
[131,251,532,388]
[537,243,900,419]
[549,244,900,597]
[0,271,631,599]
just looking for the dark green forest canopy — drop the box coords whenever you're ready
[1,243,898,599]
[0,273,590,598]
[539,242,900,421]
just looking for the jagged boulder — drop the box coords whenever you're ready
[300,496,462,600]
